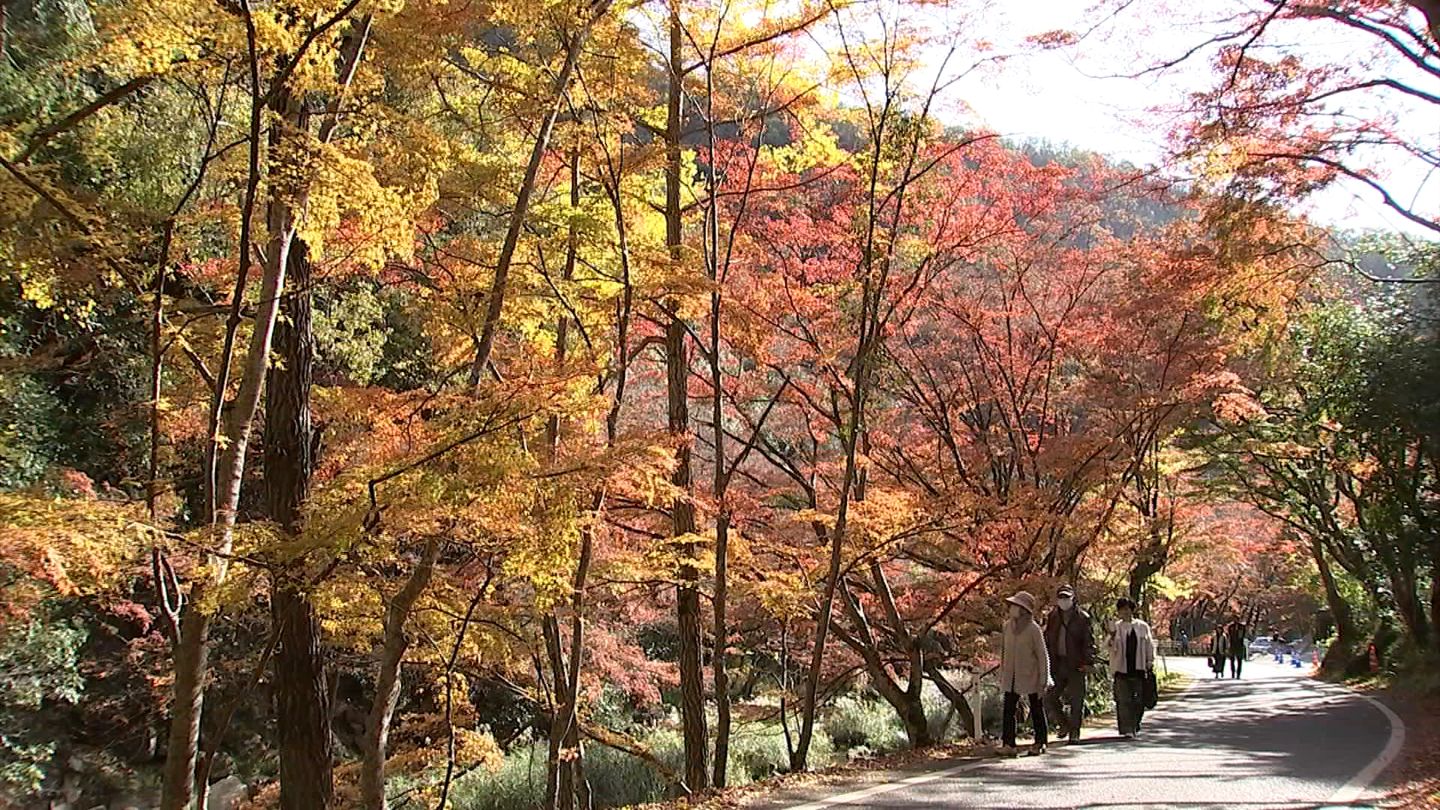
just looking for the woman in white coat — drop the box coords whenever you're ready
[1108,597,1156,738]
[999,590,1051,755]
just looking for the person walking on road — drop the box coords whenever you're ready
[1208,630,1229,679]
[1043,585,1095,744]
[1108,597,1156,739]
[1226,621,1247,679]
[1179,630,1190,656]
[1000,590,1050,756]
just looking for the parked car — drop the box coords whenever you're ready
[1247,636,1274,656]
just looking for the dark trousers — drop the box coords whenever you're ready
[1229,652,1243,679]
[1003,691,1047,748]
[1045,667,1085,738]
[1113,673,1145,735]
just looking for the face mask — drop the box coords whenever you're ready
[1008,605,1023,621]
[1057,597,1074,610]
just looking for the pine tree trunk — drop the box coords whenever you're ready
[264,239,333,810]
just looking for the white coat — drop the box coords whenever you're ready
[1108,618,1157,675]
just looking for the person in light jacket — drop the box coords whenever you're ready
[1209,628,1229,679]
[999,590,1051,755]
[1108,597,1156,739]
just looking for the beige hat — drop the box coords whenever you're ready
[1006,590,1037,614]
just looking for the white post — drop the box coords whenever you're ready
[970,684,983,740]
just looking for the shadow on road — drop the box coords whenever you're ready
[758,660,1392,809]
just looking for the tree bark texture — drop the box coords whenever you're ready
[665,0,708,791]
[264,238,334,810]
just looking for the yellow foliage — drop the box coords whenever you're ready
[0,493,155,621]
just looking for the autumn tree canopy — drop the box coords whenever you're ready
[0,0,1434,807]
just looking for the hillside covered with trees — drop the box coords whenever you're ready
[0,0,1435,808]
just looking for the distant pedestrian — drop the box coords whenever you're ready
[1226,621,1247,679]
[1043,585,1095,744]
[1208,629,1228,679]
[1108,597,1156,739]
[1179,630,1190,656]
[1000,590,1051,756]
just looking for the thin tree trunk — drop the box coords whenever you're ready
[264,238,333,810]
[0,0,10,65]
[361,537,441,810]
[470,7,609,382]
[1430,538,1440,653]
[712,513,732,786]
[544,617,570,810]
[791,405,864,771]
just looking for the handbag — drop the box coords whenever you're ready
[1143,669,1159,709]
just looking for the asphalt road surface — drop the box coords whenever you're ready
[758,656,1401,810]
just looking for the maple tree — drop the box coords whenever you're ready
[1080,0,1440,248]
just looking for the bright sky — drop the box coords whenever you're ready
[931,0,1440,238]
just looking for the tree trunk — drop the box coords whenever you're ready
[264,238,333,810]
[1430,538,1440,653]
[832,583,932,749]
[360,538,440,810]
[1387,565,1430,649]
[923,664,977,739]
[669,307,709,792]
[544,617,570,810]
[1308,535,1358,673]
[157,12,377,803]
[712,513,732,787]
[665,0,708,792]
[159,88,302,810]
[161,610,210,810]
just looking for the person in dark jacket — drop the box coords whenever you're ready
[1226,621,1247,679]
[1043,585,1096,744]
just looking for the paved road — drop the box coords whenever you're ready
[758,657,1399,810]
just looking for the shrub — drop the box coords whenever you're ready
[449,727,683,810]
[823,696,906,754]
[447,741,546,810]
[721,719,836,783]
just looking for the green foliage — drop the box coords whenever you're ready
[0,283,152,490]
[823,695,907,754]
[448,729,682,810]
[0,602,87,796]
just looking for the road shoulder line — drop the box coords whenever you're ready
[1320,678,1406,804]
